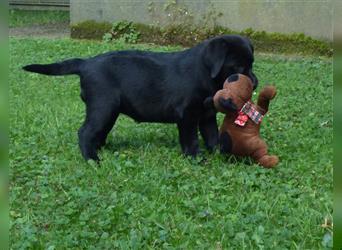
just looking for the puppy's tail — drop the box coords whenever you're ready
[22,58,84,76]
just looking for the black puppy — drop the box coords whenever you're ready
[23,35,258,161]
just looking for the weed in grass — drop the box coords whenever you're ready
[103,21,140,44]
[10,38,332,249]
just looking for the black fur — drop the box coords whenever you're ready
[203,97,215,109]
[23,58,83,75]
[219,131,233,154]
[23,35,257,161]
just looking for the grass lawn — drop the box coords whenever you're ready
[10,37,333,249]
[9,10,70,28]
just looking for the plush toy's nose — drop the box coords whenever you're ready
[227,74,239,83]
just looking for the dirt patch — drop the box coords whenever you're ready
[9,21,70,39]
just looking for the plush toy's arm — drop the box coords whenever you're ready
[257,86,277,113]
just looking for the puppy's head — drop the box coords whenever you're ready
[203,35,258,89]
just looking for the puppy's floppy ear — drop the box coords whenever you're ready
[203,38,228,79]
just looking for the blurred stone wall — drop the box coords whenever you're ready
[71,0,333,41]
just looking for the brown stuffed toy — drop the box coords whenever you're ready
[205,73,279,168]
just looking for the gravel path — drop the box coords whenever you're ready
[9,21,70,38]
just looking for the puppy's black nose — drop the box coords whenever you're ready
[227,74,239,83]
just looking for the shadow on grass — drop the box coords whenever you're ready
[104,128,255,167]
[105,130,178,152]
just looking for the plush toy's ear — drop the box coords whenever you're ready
[203,38,228,78]
[218,97,238,111]
[203,97,215,108]
[227,74,239,83]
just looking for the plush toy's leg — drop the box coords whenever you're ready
[252,146,278,168]
[257,155,279,168]
[219,131,232,154]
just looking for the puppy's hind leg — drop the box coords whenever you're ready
[177,117,199,157]
[78,98,120,162]
[199,113,219,152]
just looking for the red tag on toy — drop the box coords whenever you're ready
[240,101,263,124]
[236,101,264,125]
[234,111,249,126]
